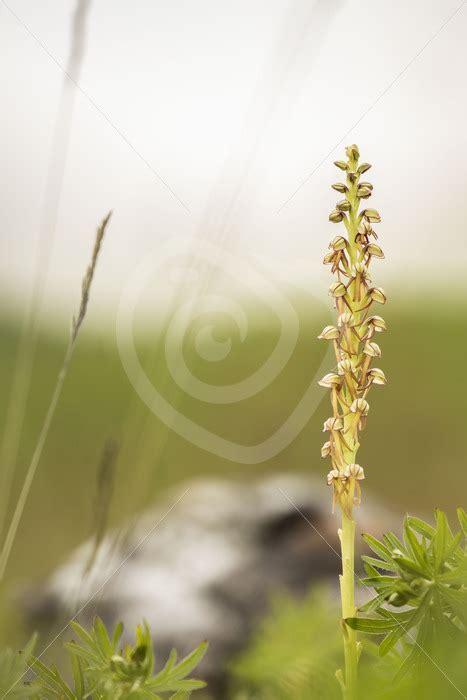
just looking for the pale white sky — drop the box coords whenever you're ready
[1,0,466,324]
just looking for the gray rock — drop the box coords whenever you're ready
[23,473,393,693]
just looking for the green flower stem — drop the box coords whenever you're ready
[339,496,358,699]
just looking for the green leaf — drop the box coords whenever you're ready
[438,557,467,583]
[457,508,467,537]
[392,554,429,579]
[359,592,389,613]
[383,532,407,556]
[362,533,394,563]
[363,560,380,578]
[112,621,124,650]
[344,617,398,634]
[361,555,398,573]
[70,620,97,651]
[440,586,467,625]
[443,531,463,562]
[406,516,435,540]
[70,653,86,697]
[403,519,427,569]
[393,612,432,683]
[359,575,397,589]
[380,594,430,656]
[433,509,448,571]
[94,616,113,656]
[29,658,74,698]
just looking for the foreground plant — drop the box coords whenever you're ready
[346,508,467,681]
[319,144,386,697]
[3,618,207,699]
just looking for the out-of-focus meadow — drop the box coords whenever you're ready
[0,291,465,635]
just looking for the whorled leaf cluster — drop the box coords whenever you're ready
[319,144,387,515]
[346,508,467,680]
[13,618,207,699]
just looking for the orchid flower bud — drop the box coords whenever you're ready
[366,243,384,258]
[362,208,381,223]
[318,373,341,388]
[368,367,387,385]
[318,325,340,340]
[363,341,382,357]
[332,183,348,193]
[323,416,344,432]
[350,398,369,416]
[330,235,347,251]
[329,210,344,223]
[369,287,387,304]
[321,441,332,458]
[329,281,347,298]
[334,160,348,171]
[344,464,365,480]
[336,199,351,212]
[367,315,386,332]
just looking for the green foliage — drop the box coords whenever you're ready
[346,509,467,680]
[0,635,40,698]
[230,579,467,699]
[6,618,207,699]
[229,589,342,700]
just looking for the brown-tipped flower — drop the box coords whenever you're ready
[330,235,347,251]
[362,208,381,223]
[327,468,346,485]
[323,416,344,432]
[344,464,365,481]
[359,181,373,191]
[329,281,347,298]
[368,367,387,385]
[369,287,387,304]
[332,183,348,193]
[337,359,354,375]
[318,325,340,340]
[323,251,338,265]
[363,340,382,357]
[334,160,348,171]
[358,162,372,174]
[329,210,344,223]
[350,398,369,416]
[357,186,372,199]
[344,464,365,480]
[321,441,332,458]
[367,315,387,332]
[318,373,341,388]
[336,199,351,212]
[366,243,384,258]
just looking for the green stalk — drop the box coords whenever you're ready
[339,497,357,698]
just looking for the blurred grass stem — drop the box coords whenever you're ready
[0,212,111,581]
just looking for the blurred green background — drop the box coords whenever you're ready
[0,291,465,604]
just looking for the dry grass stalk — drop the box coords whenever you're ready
[0,212,112,581]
